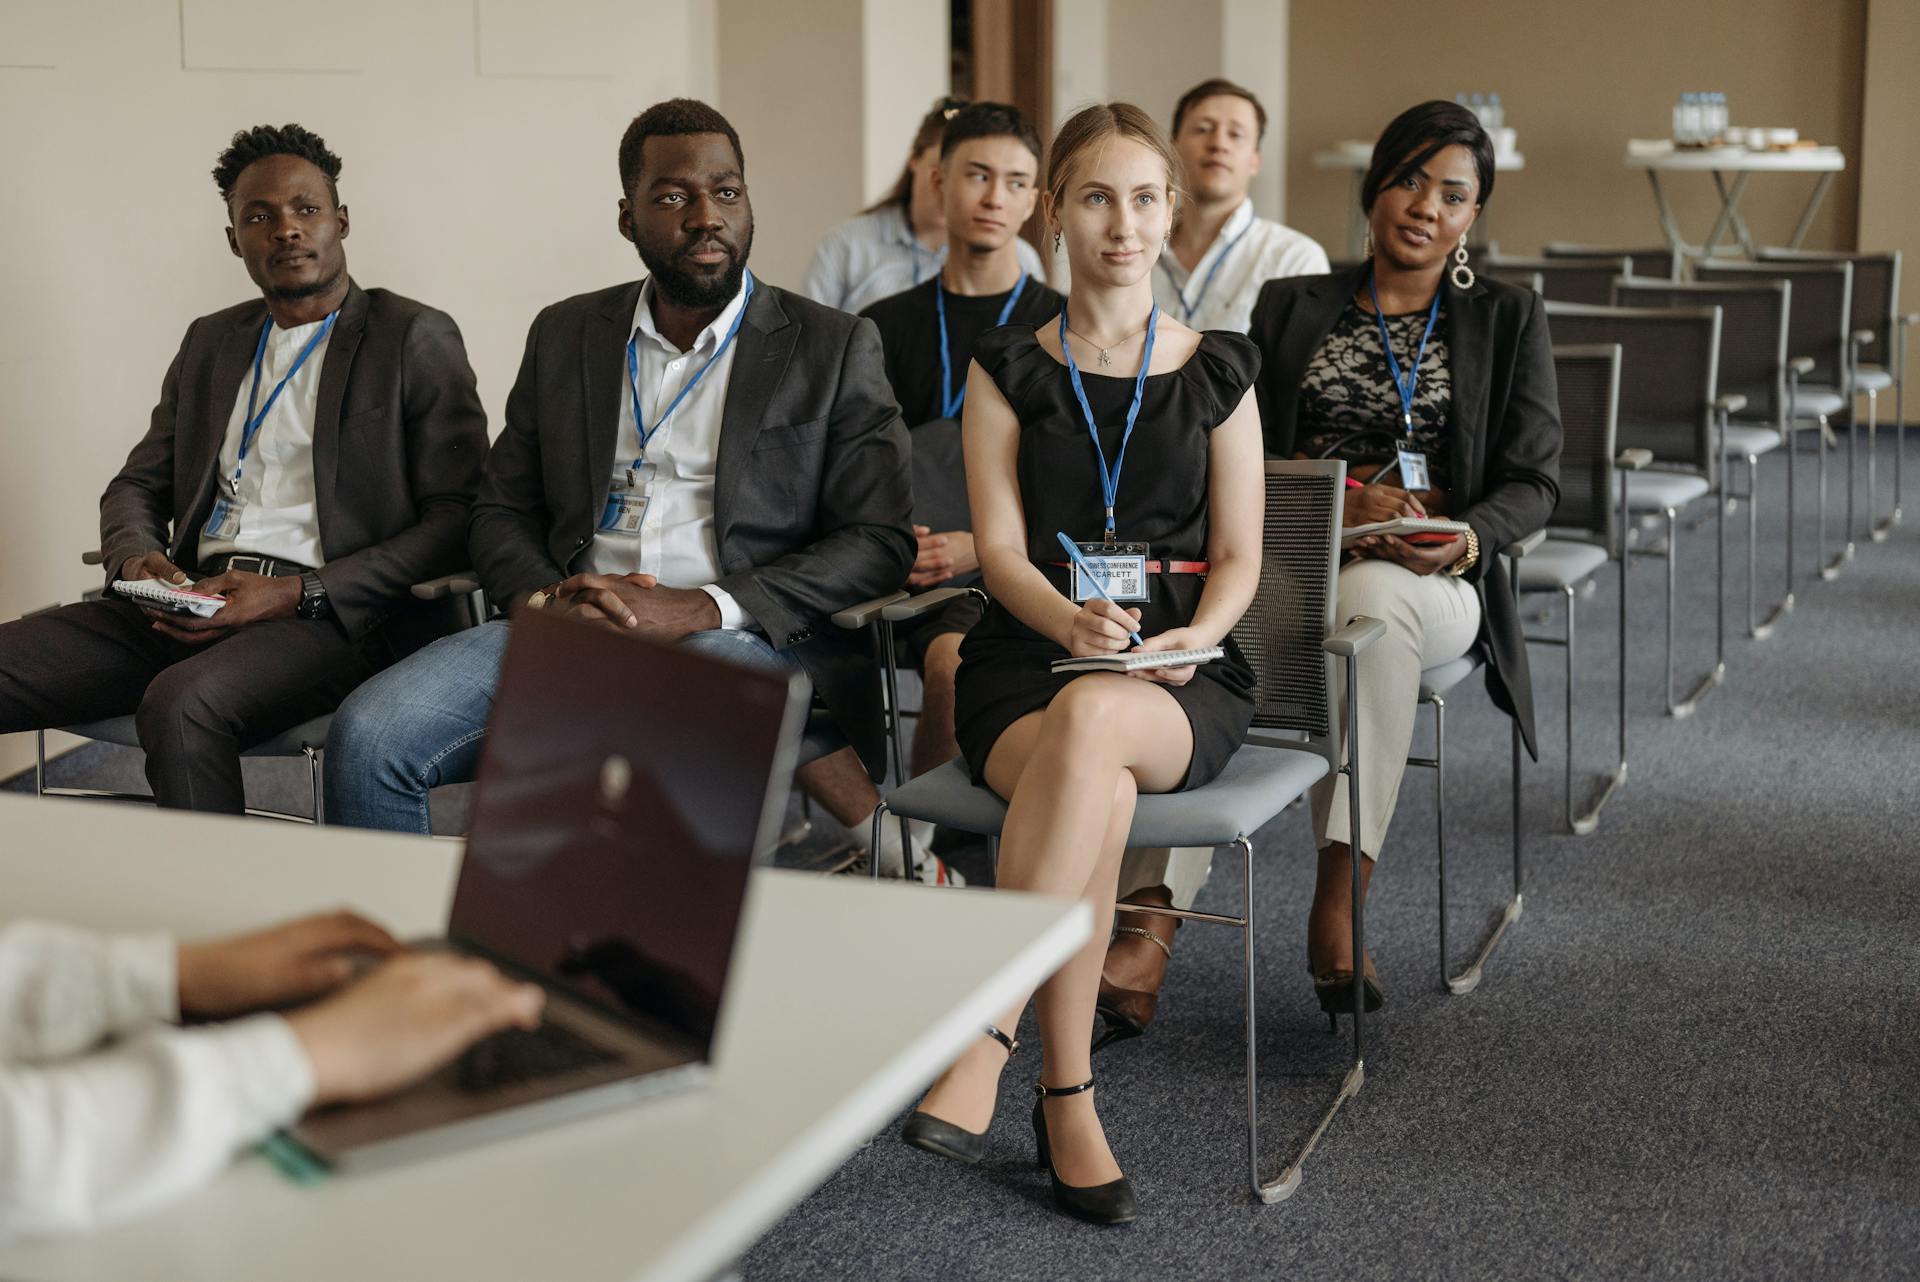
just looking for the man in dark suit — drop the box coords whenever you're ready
[0,124,487,813]
[323,99,921,848]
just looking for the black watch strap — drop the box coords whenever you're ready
[296,569,331,619]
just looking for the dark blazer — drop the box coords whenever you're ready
[98,279,489,644]
[1249,266,1562,755]
[469,280,917,776]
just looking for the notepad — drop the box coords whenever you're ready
[1050,647,1223,674]
[111,579,227,618]
[1340,517,1470,549]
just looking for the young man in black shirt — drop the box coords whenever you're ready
[859,102,1064,787]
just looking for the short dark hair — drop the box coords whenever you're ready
[939,101,1042,166]
[1360,100,1495,213]
[618,98,745,195]
[212,123,342,206]
[1171,79,1267,144]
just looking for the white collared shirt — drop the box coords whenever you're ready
[199,315,332,568]
[583,277,749,629]
[802,203,1049,316]
[1153,198,1331,334]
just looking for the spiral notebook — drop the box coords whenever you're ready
[1050,646,1223,674]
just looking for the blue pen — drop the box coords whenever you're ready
[1056,532,1145,648]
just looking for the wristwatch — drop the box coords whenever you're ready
[1446,526,1482,577]
[295,570,332,619]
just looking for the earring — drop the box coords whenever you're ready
[1053,229,1062,254]
[1450,237,1476,290]
[1362,229,1373,259]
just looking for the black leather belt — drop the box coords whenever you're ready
[202,552,308,578]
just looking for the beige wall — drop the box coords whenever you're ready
[1286,0,1866,259]
[1859,0,1919,329]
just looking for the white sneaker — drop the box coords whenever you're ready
[839,825,967,887]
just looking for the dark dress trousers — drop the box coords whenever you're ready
[468,279,917,777]
[1249,266,1561,755]
[0,280,489,810]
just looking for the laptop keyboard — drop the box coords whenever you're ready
[452,1022,624,1094]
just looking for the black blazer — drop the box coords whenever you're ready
[469,280,917,776]
[98,280,490,644]
[1249,266,1562,755]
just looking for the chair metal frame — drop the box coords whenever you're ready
[868,460,1388,1204]
[1484,254,1631,306]
[1543,242,1686,280]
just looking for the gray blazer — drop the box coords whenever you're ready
[1249,266,1562,756]
[469,279,917,776]
[98,280,490,643]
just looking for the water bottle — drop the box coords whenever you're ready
[1487,92,1505,131]
[1682,93,1702,145]
[1672,94,1688,144]
[1713,93,1729,142]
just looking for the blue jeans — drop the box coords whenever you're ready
[324,620,801,834]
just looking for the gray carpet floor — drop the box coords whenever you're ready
[11,434,1917,1279]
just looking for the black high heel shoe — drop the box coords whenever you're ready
[900,1025,1018,1165]
[1311,967,1385,1033]
[1030,1078,1137,1226]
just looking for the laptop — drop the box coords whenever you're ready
[284,608,809,1173]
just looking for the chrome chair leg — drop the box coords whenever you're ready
[1869,388,1892,542]
[1841,405,1859,563]
[1674,476,1727,718]
[34,729,46,796]
[1819,413,1844,580]
[306,746,323,826]
[1431,693,1450,987]
[1664,506,1679,716]
[1758,422,1795,637]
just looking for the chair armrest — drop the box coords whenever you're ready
[1850,328,1876,349]
[82,550,104,566]
[1714,393,1748,417]
[411,572,481,601]
[880,586,977,623]
[1501,530,1546,558]
[1787,356,1815,376]
[830,591,909,630]
[1323,615,1386,657]
[1616,448,1654,471]
[1900,312,1920,328]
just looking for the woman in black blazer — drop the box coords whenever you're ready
[1248,101,1560,1018]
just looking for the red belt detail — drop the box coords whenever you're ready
[1046,560,1211,574]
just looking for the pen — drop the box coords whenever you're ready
[1055,531,1145,648]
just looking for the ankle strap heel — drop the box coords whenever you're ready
[1033,1076,1094,1099]
[1027,1076,1137,1226]
[985,1024,1020,1056]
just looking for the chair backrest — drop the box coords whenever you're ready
[1482,266,1544,296]
[1546,344,1622,551]
[1543,242,1683,280]
[1612,276,1790,427]
[1237,459,1344,768]
[1695,259,1852,388]
[1543,302,1721,481]
[1755,247,1900,369]
[1486,254,1628,305]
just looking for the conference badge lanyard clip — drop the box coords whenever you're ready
[1369,271,1441,494]
[601,272,755,535]
[205,310,338,541]
[1060,304,1157,603]
[935,271,1027,419]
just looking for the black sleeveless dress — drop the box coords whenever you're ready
[953,325,1261,793]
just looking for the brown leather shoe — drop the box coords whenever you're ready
[1093,901,1180,1053]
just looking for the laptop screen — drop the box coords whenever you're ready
[448,610,804,1053]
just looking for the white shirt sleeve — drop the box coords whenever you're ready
[0,922,317,1241]
[801,227,852,309]
[698,583,753,631]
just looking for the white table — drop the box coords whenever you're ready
[1313,145,1526,258]
[1623,144,1846,256]
[0,795,1090,1282]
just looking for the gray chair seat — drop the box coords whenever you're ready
[1418,654,1482,703]
[1515,540,1610,592]
[1788,387,1848,419]
[885,745,1329,849]
[1620,470,1711,512]
[58,714,333,757]
[1853,364,1893,393]
[1722,424,1782,458]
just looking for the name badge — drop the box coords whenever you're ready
[1396,447,1431,493]
[1069,541,1149,603]
[598,461,657,536]
[204,496,243,540]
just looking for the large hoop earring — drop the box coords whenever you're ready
[1450,237,1476,290]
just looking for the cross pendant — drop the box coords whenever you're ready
[1097,349,1112,368]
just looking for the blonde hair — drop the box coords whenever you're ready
[1044,102,1185,229]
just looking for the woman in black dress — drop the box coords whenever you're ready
[898,103,1264,1225]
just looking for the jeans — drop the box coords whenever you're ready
[323,619,800,834]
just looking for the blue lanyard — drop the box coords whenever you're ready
[1367,272,1442,436]
[625,271,754,465]
[1059,304,1159,541]
[233,311,337,488]
[935,272,1027,418]
[1160,217,1251,324]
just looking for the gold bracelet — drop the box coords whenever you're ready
[1447,526,1480,577]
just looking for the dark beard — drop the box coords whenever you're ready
[263,265,346,302]
[637,226,754,309]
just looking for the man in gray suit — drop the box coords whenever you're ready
[0,124,487,813]
[324,99,921,844]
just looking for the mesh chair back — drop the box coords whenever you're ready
[1613,277,1789,427]
[1756,247,1899,369]
[1483,267,1544,295]
[1546,344,1622,549]
[1544,302,1721,481]
[1544,242,1683,280]
[1696,260,1851,388]
[1486,254,1628,305]
[1235,460,1344,767]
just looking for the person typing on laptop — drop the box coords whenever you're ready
[0,912,541,1240]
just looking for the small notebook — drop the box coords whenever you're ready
[1340,517,1470,549]
[1051,646,1223,674]
[111,579,227,618]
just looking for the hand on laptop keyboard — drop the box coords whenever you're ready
[286,954,545,1105]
